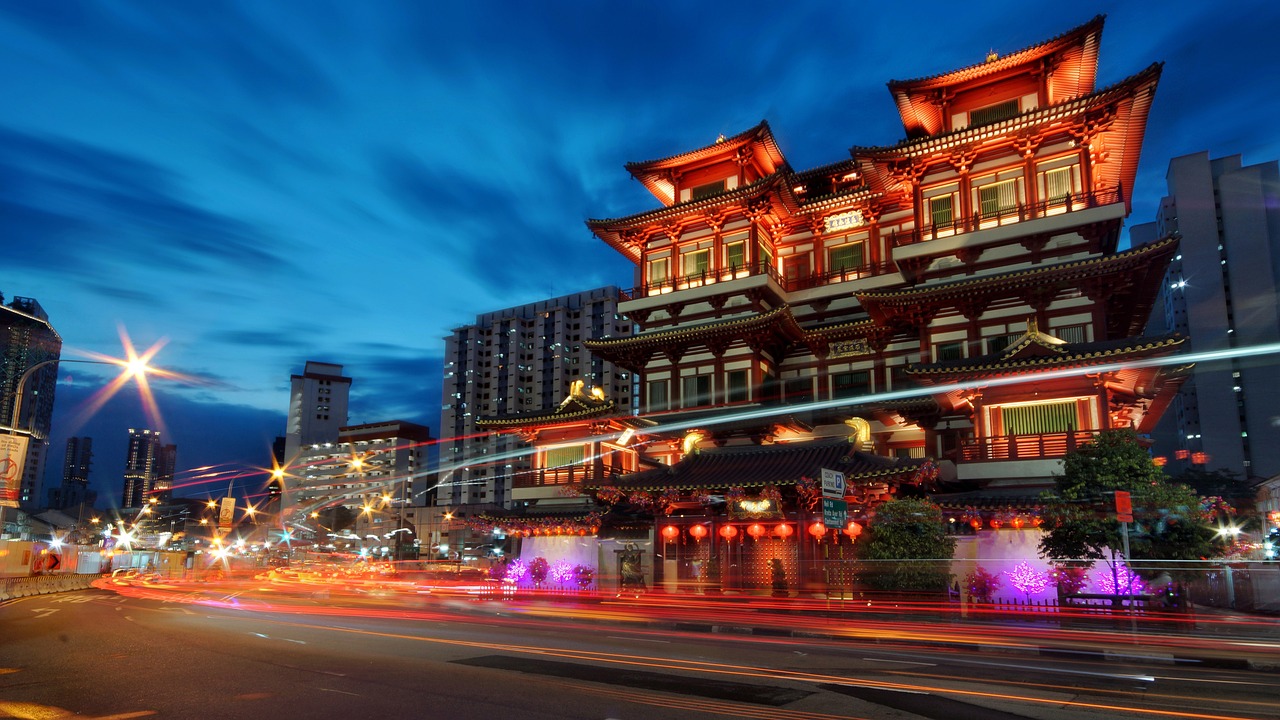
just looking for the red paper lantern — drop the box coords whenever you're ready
[774,523,793,539]
[719,525,738,540]
[1152,456,1168,467]
[747,523,767,540]
[661,525,680,542]
[969,518,982,530]
[1175,449,1190,460]
[688,524,708,541]
[843,521,862,539]
[1031,516,1043,527]
[808,521,827,539]
[1192,451,1210,465]
[989,518,1003,529]
[1011,516,1025,530]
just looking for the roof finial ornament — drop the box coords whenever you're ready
[715,133,726,143]
[986,48,999,63]
[1026,315,1039,335]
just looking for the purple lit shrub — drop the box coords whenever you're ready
[1050,565,1088,595]
[550,560,574,585]
[505,558,530,583]
[529,557,549,585]
[573,564,594,589]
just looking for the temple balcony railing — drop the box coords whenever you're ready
[511,464,627,488]
[959,430,1098,462]
[889,186,1123,248]
[622,257,898,301]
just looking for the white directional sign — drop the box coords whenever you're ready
[820,468,846,499]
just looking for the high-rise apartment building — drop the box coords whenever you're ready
[1134,152,1280,480]
[122,428,163,508]
[48,436,95,510]
[439,287,633,509]
[284,361,351,461]
[283,420,432,557]
[0,294,62,508]
[154,443,177,504]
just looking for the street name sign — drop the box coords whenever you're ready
[822,498,848,529]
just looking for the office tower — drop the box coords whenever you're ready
[283,361,351,461]
[1135,152,1280,480]
[0,294,62,508]
[154,443,177,503]
[122,428,162,508]
[439,287,633,509]
[48,436,95,510]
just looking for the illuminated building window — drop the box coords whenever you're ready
[929,195,954,228]
[725,240,746,271]
[969,98,1020,126]
[978,180,1018,219]
[647,257,669,285]
[1045,166,1073,201]
[998,400,1079,435]
[682,249,710,277]
[828,241,864,274]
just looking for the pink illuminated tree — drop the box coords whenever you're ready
[1093,562,1146,596]
[1004,561,1050,599]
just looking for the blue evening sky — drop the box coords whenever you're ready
[2,2,1277,502]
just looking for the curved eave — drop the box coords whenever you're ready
[905,336,1185,380]
[888,15,1105,136]
[857,62,1161,208]
[476,401,618,429]
[859,235,1177,307]
[585,305,802,351]
[624,121,786,203]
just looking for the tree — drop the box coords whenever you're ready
[1038,429,1218,585]
[858,498,956,593]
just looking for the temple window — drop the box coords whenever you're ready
[758,243,775,273]
[543,444,585,470]
[986,331,1023,354]
[682,374,712,408]
[833,370,871,399]
[929,195,955,229]
[977,180,1019,220]
[726,369,750,403]
[682,249,710,278]
[996,400,1079,435]
[725,240,746,272]
[1052,323,1087,343]
[647,257,669,285]
[968,99,1020,126]
[935,341,964,361]
[1045,167,1073,202]
[784,377,814,405]
[648,380,669,411]
[827,241,865,276]
[690,179,726,201]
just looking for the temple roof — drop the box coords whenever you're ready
[623,121,787,205]
[584,305,805,372]
[590,436,930,492]
[856,235,1179,337]
[906,332,1186,380]
[476,381,651,430]
[857,63,1162,211]
[888,15,1105,137]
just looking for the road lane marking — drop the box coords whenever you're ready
[30,608,58,619]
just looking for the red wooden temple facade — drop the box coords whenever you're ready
[472,17,1184,594]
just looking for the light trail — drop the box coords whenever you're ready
[252,617,1266,720]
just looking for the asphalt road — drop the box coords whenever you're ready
[2,581,1278,720]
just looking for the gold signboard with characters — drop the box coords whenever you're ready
[731,498,781,519]
[829,339,870,359]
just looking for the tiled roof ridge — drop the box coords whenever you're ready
[887,15,1105,88]
[854,61,1161,156]
[625,120,773,172]
[857,235,1177,302]
[906,333,1185,376]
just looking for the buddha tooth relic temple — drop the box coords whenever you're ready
[470,15,1186,595]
